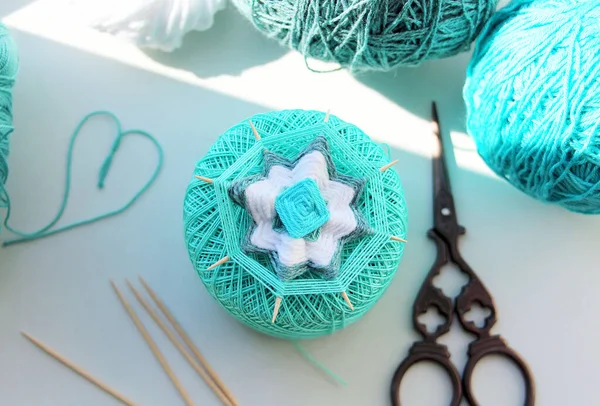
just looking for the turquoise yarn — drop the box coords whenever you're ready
[274,178,330,239]
[1,111,163,246]
[464,0,600,214]
[183,110,408,339]
[0,23,19,223]
[232,0,498,72]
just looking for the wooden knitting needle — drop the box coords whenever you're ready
[126,281,236,406]
[195,175,213,184]
[391,235,408,243]
[21,332,138,406]
[340,292,354,311]
[207,256,230,271]
[380,160,399,172]
[110,280,194,406]
[138,277,237,406]
[248,120,261,140]
[324,109,331,123]
[272,297,282,323]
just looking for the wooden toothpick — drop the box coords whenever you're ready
[380,159,399,172]
[126,281,236,406]
[391,235,408,243]
[21,332,138,406]
[138,277,238,406]
[272,297,282,323]
[324,109,331,123]
[110,281,194,406]
[207,256,230,271]
[195,175,213,184]
[248,120,261,140]
[340,292,354,311]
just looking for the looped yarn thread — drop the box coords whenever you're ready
[0,23,19,221]
[183,110,408,339]
[1,111,164,246]
[464,0,600,214]
[232,0,498,72]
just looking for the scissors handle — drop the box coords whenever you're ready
[390,341,462,406]
[463,335,535,406]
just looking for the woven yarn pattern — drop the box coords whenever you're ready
[183,110,408,339]
[0,24,18,216]
[274,178,330,239]
[232,0,497,72]
[464,0,600,214]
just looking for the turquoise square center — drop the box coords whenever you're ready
[275,178,330,239]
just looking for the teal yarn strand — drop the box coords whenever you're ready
[2,111,163,246]
[464,0,600,214]
[232,0,498,72]
[0,23,19,222]
[183,110,408,339]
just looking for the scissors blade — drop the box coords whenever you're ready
[431,102,460,234]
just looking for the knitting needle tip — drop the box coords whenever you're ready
[324,109,331,123]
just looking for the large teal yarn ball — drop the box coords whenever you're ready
[183,110,408,339]
[232,0,498,72]
[0,24,18,213]
[464,0,600,214]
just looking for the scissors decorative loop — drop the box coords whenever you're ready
[390,103,535,406]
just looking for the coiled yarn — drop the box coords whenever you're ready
[0,24,18,217]
[464,0,600,214]
[183,110,408,339]
[70,0,227,52]
[232,0,498,72]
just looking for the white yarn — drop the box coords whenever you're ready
[245,151,358,267]
[69,0,227,51]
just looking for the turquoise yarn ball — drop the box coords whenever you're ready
[232,0,498,72]
[464,0,600,214]
[183,110,408,339]
[0,24,18,213]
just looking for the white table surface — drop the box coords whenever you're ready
[1,1,599,405]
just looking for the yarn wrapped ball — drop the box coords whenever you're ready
[464,0,600,214]
[70,0,227,52]
[183,110,408,339]
[0,24,18,219]
[231,0,498,72]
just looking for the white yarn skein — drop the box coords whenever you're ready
[81,0,227,51]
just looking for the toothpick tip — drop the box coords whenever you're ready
[272,297,282,323]
[206,255,230,271]
[380,159,399,172]
[194,175,213,184]
[248,120,261,140]
[391,235,408,243]
[341,292,354,311]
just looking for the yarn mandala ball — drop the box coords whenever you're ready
[183,110,408,339]
[464,0,600,214]
[0,24,18,215]
[232,0,498,72]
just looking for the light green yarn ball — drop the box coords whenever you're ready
[183,110,408,339]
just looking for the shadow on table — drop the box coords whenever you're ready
[354,51,474,134]
[141,5,288,78]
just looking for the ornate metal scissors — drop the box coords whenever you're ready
[390,103,535,406]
